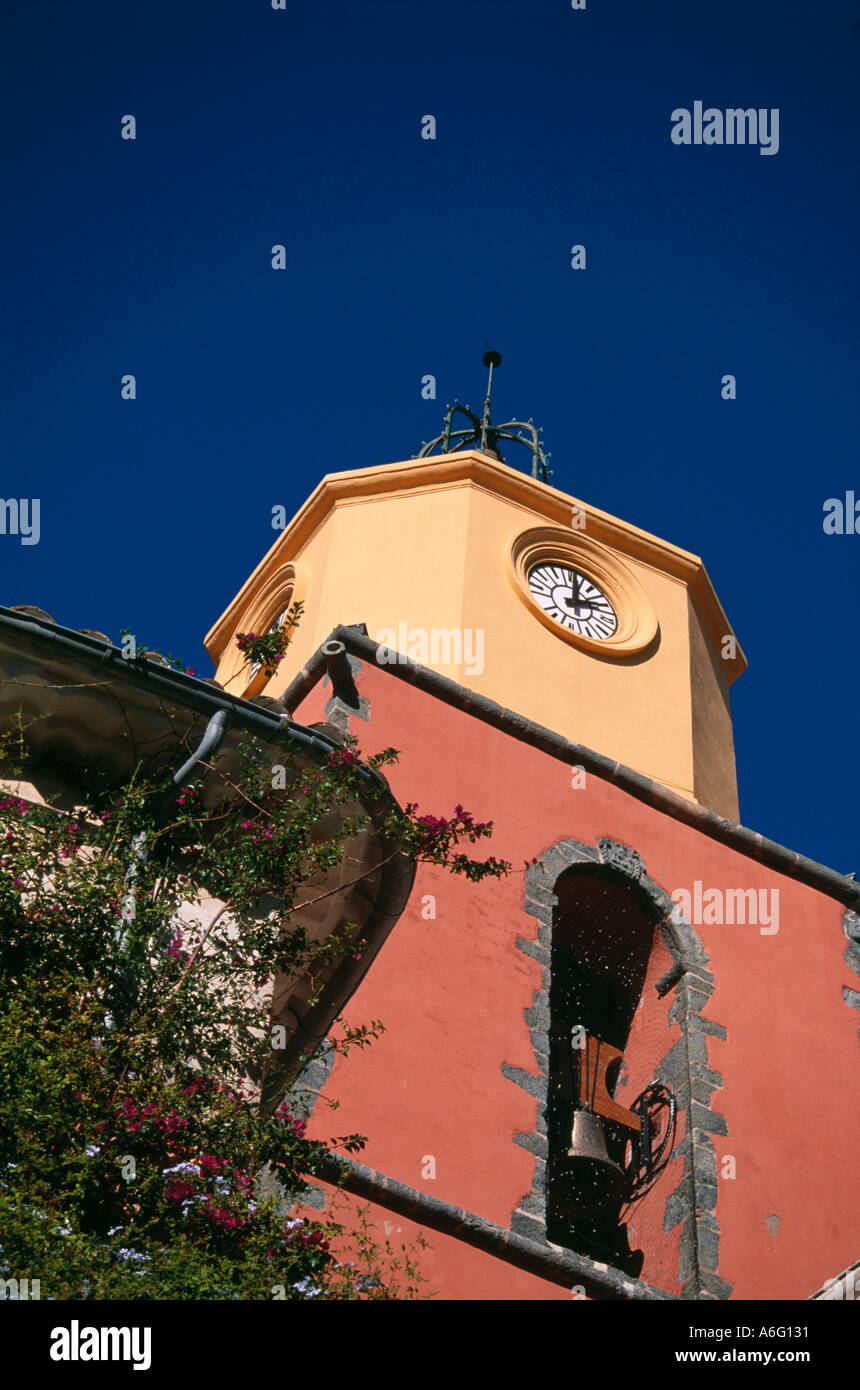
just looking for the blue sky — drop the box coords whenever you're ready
[2,0,858,873]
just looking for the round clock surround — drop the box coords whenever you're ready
[508,527,659,657]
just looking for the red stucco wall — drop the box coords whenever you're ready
[292,662,858,1300]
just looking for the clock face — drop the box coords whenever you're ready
[527,562,618,640]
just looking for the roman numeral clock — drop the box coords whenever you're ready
[509,528,659,657]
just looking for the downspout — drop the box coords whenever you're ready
[111,710,231,1010]
[315,1153,671,1301]
[172,708,230,788]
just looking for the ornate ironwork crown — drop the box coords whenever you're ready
[416,352,551,483]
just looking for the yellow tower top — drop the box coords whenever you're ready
[205,445,745,820]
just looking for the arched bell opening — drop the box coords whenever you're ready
[546,866,666,1276]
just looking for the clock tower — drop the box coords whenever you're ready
[198,357,859,1302]
[206,358,745,820]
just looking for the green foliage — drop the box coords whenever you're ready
[0,700,510,1300]
[235,601,305,679]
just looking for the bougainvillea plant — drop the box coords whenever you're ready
[0,678,512,1299]
[235,600,305,679]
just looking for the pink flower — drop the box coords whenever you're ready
[198,1153,228,1176]
[165,1178,194,1202]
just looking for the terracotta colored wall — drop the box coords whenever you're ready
[289,662,857,1299]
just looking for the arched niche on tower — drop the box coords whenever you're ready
[508,837,730,1297]
[545,865,665,1273]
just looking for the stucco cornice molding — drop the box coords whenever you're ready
[204,453,746,680]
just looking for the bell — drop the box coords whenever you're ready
[561,1109,627,1218]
